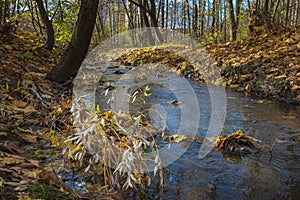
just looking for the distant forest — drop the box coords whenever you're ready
[1,0,300,46]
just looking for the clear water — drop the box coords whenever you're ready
[85,65,300,199]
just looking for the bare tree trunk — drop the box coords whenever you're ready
[173,0,177,29]
[166,0,169,28]
[263,0,272,31]
[286,0,290,25]
[122,0,134,29]
[296,0,300,24]
[183,1,187,33]
[140,0,155,45]
[212,0,216,36]
[161,0,165,28]
[149,0,164,42]
[0,0,3,25]
[36,0,54,50]
[46,0,99,83]
[223,0,227,41]
[228,0,242,40]
[185,0,191,34]
[200,0,206,38]
[98,11,106,40]
[129,0,163,43]
[192,0,198,37]
[271,0,281,22]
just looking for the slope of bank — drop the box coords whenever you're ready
[116,26,300,104]
[207,25,300,104]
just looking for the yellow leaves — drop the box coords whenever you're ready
[275,74,287,79]
[245,84,251,93]
[18,195,32,200]
[23,134,38,143]
[20,89,33,98]
[68,142,83,159]
[291,85,300,91]
[177,61,187,74]
[133,170,142,184]
[44,129,68,148]
[256,99,271,104]
[282,115,296,119]
[102,111,114,122]
[13,100,28,108]
[0,157,22,165]
[168,99,183,106]
[17,127,38,142]
[11,105,38,114]
[50,134,67,148]
[26,71,44,78]
[0,30,75,195]
[164,134,187,143]
[216,130,260,156]
[229,84,240,88]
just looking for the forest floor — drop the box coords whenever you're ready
[0,26,299,199]
[116,25,300,104]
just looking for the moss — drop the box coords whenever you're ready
[27,183,75,200]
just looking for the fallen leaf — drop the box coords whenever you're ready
[168,100,183,106]
[13,100,27,108]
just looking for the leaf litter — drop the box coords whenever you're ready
[1,25,299,198]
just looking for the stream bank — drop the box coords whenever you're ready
[116,25,300,104]
[0,26,299,199]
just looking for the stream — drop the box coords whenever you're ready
[153,84,300,199]
[72,64,300,199]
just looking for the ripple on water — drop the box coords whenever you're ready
[92,65,300,199]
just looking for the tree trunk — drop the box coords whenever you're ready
[200,0,205,38]
[185,0,191,34]
[286,0,290,25]
[166,0,169,28]
[263,0,272,31]
[212,0,216,36]
[149,0,164,42]
[173,0,177,29]
[192,0,198,37]
[0,1,3,25]
[36,0,54,50]
[228,0,242,40]
[46,0,99,83]
[223,0,227,41]
[271,0,281,22]
[161,0,165,28]
[122,0,134,29]
[296,0,300,24]
[129,0,163,43]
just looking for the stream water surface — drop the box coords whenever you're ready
[75,65,300,199]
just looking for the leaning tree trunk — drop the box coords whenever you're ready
[36,0,54,50]
[46,0,99,83]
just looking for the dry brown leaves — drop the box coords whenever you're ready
[0,31,74,197]
[207,25,300,103]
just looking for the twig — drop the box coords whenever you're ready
[269,132,284,153]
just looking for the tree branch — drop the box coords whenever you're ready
[128,0,151,13]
